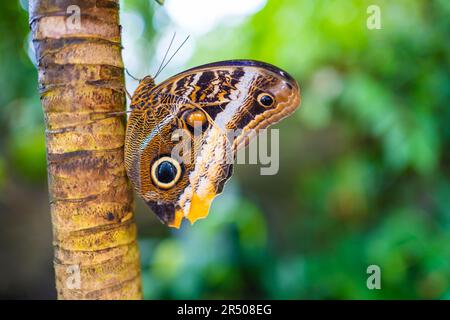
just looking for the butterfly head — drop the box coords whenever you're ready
[140,75,155,87]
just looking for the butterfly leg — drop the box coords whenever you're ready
[124,87,132,100]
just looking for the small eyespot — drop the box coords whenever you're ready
[151,157,182,189]
[185,110,207,128]
[183,109,210,134]
[257,93,275,107]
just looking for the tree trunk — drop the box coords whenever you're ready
[29,0,142,299]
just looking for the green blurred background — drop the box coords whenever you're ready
[0,0,449,299]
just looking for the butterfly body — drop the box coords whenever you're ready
[125,60,300,228]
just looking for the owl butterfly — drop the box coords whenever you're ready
[125,60,300,228]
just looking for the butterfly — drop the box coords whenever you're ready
[124,60,300,228]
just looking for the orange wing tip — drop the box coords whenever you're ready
[167,191,217,228]
[186,192,216,225]
[167,209,184,229]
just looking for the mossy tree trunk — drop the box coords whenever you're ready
[29,0,142,299]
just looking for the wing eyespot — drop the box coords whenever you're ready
[183,109,210,134]
[151,157,182,189]
[185,110,207,127]
[257,93,275,108]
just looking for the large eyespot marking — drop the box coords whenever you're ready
[257,93,275,108]
[151,157,182,189]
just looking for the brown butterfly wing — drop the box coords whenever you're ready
[125,60,300,228]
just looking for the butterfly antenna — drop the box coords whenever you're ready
[155,35,190,79]
[154,32,177,78]
[125,68,140,81]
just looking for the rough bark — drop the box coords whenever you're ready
[29,0,142,299]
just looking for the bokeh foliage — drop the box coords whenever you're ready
[0,0,449,299]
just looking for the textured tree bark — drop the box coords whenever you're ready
[29,0,142,299]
